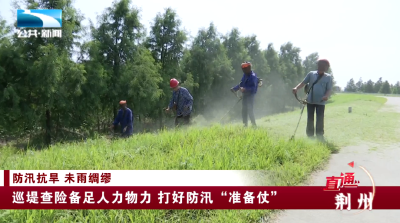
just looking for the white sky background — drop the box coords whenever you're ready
[1,0,399,88]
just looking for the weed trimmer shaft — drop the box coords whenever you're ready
[219,90,242,123]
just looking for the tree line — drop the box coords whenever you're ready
[344,77,400,94]
[0,0,337,145]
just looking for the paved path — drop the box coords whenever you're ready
[275,97,400,223]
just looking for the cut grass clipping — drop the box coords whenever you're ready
[0,125,332,223]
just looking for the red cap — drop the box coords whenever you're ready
[241,62,251,68]
[119,100,126,105]
[170,78,179,88]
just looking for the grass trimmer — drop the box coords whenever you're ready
[163,104,182,128]
[289,97,306,141]
[108,125,128,140]
[219,77,263,123]
[219,90,242,123]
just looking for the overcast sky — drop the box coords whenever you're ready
[1,0,399,88]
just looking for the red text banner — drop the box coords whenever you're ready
[7,170,265,186]
[1,186,397,209]
[0,170,3,187]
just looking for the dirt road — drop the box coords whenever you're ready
[275,97,400,223]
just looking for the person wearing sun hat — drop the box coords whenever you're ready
[110,100,133,137]
[231,62,259,127]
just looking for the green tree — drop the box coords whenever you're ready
[243,35,270,114]
[279,42,304,109]
[264,44,286,113]
[364,80,375,93]
[118,48,162,117]
[223,28,250,79]
[356,78,364,92]
[183,23,234,115]
[90,0,143,119]
[147,7,188,127]
[345,78,357,92]
[374,77,383,93]
[0,15,11,46]
[78,40,109,133]
[243,35,270,80]
[180,73,199,94]
[1,6,352,142]
[380,80,391,94]
[88,0,162,130]
[0,16,13,139]
[392,81,400,94]
[302,53,319,73]
[0,0,86,145]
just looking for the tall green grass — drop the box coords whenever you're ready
[0,125,332,223]
[1,93,398,222]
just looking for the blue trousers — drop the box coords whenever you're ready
[242,94,256,126]
[120,125,133,137]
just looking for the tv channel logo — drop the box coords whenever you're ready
[17,9,62,28]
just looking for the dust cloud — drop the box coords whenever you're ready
[190,72,300,127]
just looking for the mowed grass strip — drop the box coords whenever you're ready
[259,93,400,146]
[0,125,331,223]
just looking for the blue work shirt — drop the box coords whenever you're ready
[168,87,194,117]
[232,71,259,95]
[302,71,333,105]
[113,108,133,136]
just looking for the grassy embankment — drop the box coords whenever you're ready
[0,93,398,222]
[259,93,400,147]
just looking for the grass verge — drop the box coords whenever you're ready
[259,93,400,147]
[0,125,332,223]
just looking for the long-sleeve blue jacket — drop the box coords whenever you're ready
[232,71,259,95]
[113,108,133,136]
[168,87,193,117]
